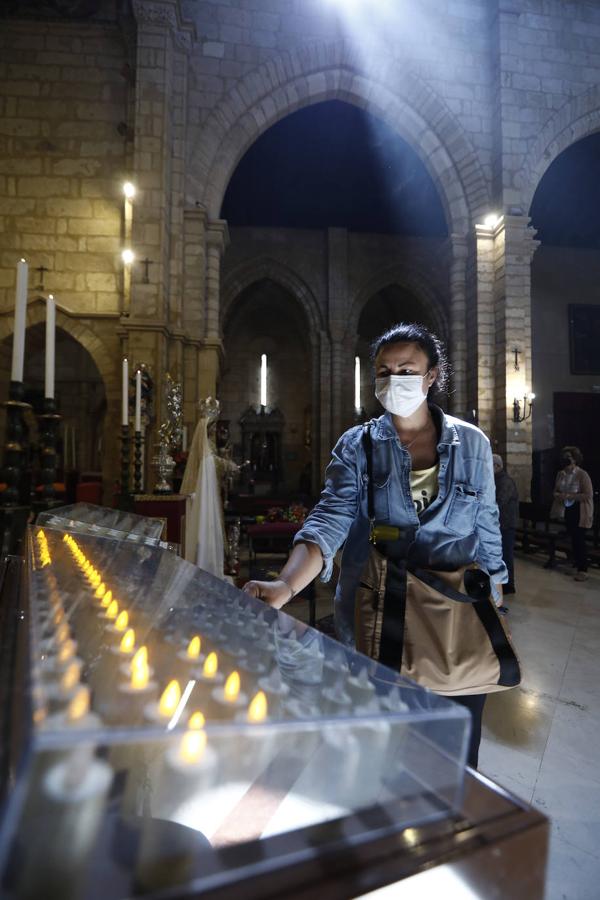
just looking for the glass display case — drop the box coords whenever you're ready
[36,503,166,546]
[0,511,473,899]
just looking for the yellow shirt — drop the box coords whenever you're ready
[410,463,439,516]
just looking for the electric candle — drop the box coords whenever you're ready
[45,294,56,399]
[257,667,290,717]
[135,369,142,432]
[16,748,113,900]
[246,690,268,723]
[192,650,224,687]
[10,259,28,382]
[211,669,248,719]
[175,634,204,680]
[122,358,129,426]
[103,608,130,648]
[136,726,216,892]
[144,679,182,727]
[106,645,158,725]
[346,666,376,706]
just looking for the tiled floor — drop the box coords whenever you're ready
[478,555,600,900]
[279,551,600,898]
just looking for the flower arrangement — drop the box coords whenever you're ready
[264,504,308,524]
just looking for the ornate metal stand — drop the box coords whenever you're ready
[37,397,61,505]
[134,430,142,494]
[118,424,132,510]
[1,381,32,556]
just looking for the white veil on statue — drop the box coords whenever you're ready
[181,397,224,579]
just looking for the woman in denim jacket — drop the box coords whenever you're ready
[244,323,508,766]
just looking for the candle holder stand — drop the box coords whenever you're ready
[134,430,142,494]
[34,397,62,511]
[0,380,32,556]
[118,425,133,511]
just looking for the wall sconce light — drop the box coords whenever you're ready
[513,391,535,423]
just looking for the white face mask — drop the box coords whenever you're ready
[375,373,429,417]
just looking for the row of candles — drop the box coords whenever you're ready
[42,530,269,732]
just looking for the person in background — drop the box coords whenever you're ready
[493,454,519,606]
[551,446,594,582]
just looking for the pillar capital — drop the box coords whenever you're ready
[206,219,230,255]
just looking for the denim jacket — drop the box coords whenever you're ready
[294,405,508,645]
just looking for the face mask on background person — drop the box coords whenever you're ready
[560,454,574,468]
[375,373,430,418]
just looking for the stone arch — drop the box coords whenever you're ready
[518,85,600,213]
[187,39,489,237]
[221,258,325,340]
[0,298,118,397]
[348,264,449,344]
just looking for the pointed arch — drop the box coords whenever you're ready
[348,263,449,343]
[221,257,324,339]
[187,39,489,238]
[0,298,117,395]
[518,84,600,213]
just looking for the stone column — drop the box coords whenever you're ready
[492,215,539,500]
[195,219,229,399]
[327,228,350,442]
[448,233,469,418]
[474,222,497,438]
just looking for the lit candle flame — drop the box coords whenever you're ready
[188,711,205,729]
[130,645,149,690]
[105,599,118,620]
[203,652,218,678]
[120,628,136,654]
[247,690,268,723]
[100,589,113,609]
[158,680,181,718]
[224,671,241,702]
[55,621,69,644]
[186,635,201,659]
[67,686,90,722]
[178,729,207,765]
[94,582,106,600]
[58,639,76,664]
[61,662,80,692]
[114,610,128,631]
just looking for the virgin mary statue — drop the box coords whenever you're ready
[180,397,224,578]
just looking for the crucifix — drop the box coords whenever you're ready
[36,264,49,290]
[141,257,154,284]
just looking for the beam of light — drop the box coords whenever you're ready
[355,356,361,410]
[260,353,267,407]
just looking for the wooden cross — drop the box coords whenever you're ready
[141,257,153,284]
[36,264,49,289]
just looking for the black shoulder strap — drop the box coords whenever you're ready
[362,424,375,523]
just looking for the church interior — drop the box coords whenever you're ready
[1,0,599,897]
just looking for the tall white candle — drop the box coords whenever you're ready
[122,358,129,427]
[135,370,142,432]
[45,294,56,399]
[11,259,28,382]
[260,353,267,407]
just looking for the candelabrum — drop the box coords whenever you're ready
[37,397,61,505]
[134,430,142,494]
[1,381,31,508]
[120,424,131,507]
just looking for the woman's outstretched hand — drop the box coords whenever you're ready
[242,579,293,609]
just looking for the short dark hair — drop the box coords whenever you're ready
[561,445,583,466]
[371,322,450,393]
